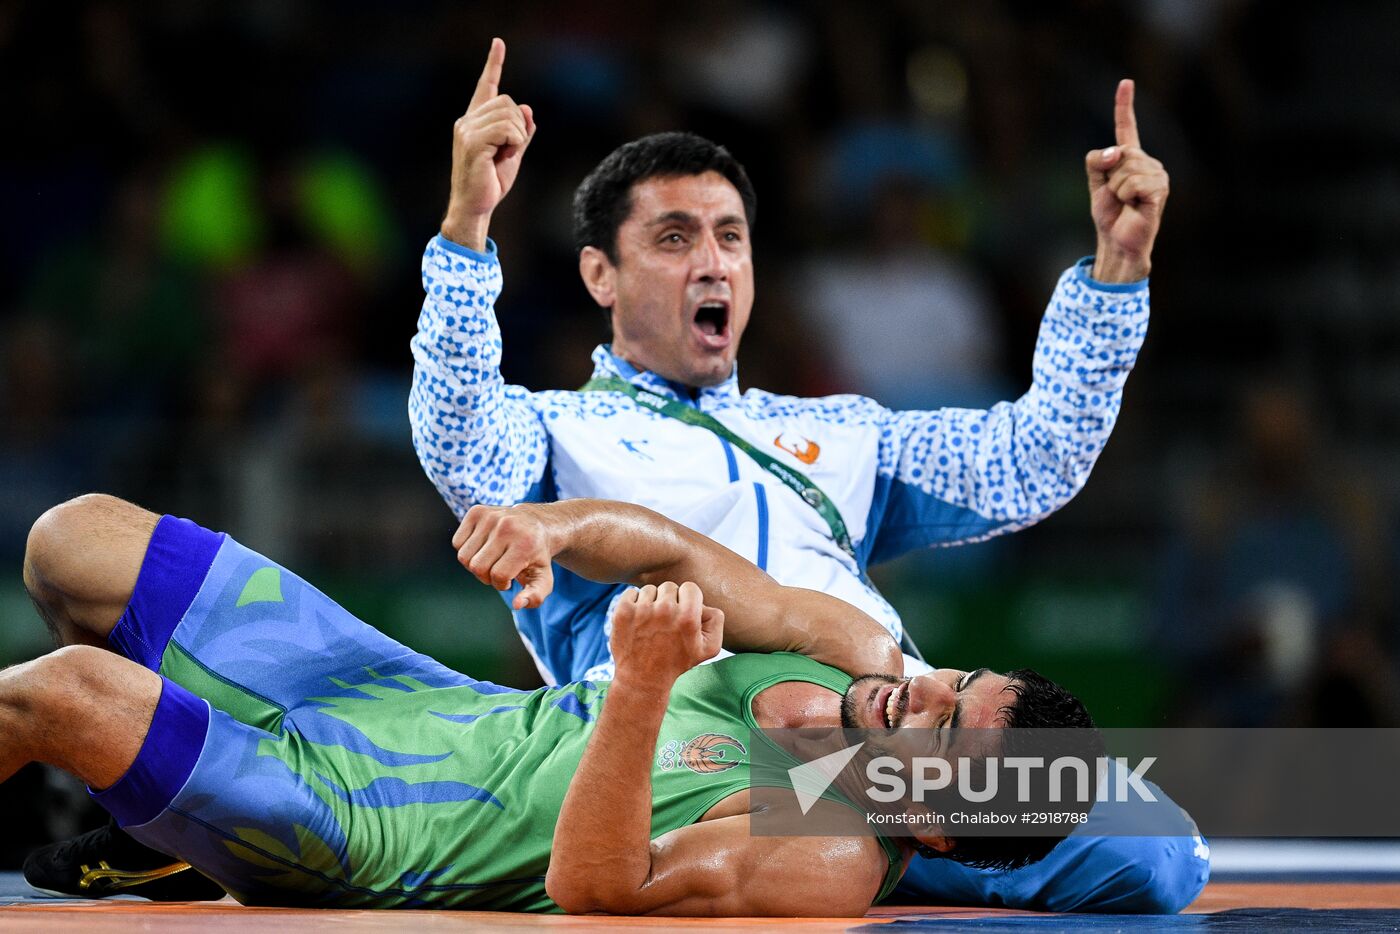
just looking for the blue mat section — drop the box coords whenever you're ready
[856,909,1400,931]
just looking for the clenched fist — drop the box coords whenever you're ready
[1085,80,1170,283]
[441,38,537,251]
[453,503,556,610]
[609,582,724,687]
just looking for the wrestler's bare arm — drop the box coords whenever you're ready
[452,500,902,679]
[544,582,886,916]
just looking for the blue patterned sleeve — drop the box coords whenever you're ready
[409,236,550,518]
[862,259,1149,565]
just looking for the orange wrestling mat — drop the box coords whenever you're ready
[3,883,1400,933]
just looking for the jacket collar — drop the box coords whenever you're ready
[590,344,741,404]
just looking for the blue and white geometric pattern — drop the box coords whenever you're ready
[410,235,1150,684]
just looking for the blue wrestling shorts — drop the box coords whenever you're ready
[92,515,562,909]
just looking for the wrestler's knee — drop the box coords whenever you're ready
[37,643,129,689]
[23,495,157,641]
[29,492,149,563]
[28,495,114,585]
[6,645,125,717]
[5,645,160,786]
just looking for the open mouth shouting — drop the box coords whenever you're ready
[691,297,732,350]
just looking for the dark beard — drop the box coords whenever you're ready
[840,673,901,729]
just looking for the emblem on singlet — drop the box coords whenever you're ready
[657,739,682,771]
[672,733,748,774]
[657,733,748,773]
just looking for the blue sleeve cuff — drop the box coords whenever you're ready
[1073,256,1149,293]
[433,233,499,264]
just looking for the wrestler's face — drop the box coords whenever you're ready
[580,171,754,388]
[841,668,1018,732]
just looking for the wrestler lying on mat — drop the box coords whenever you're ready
[10,494,1093,914]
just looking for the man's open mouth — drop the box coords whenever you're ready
[691,299,731,348]
[876,680,909,729]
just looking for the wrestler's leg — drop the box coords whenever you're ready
[22,494,158,649]
[19,496,224,902]
[0,645,159,788]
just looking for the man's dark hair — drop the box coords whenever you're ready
[938,668,1103,872]
[572,132,757,265]
[1000,668,1097,732]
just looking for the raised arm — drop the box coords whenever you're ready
[545,582,887,916]
[441,37,536,250]
[452,500,902,678]
[410,38,548,515]
[862,80,1167,564]
[1084,80,1169,283]
[862,264,1148,562]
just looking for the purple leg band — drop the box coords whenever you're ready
[90,676,211,828]
[108,515,224,671]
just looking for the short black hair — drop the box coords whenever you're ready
[937,669,1102,872]
[572,131,757,264]
[1000,668,1097,732]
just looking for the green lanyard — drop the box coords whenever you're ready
[579,376,855,557]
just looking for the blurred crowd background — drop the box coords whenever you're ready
[2,0,1399,862]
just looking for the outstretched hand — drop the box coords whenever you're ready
[609,582,725,686]
[453,504,555,610]
[442,38,537,250]
[1084,80,1169,282]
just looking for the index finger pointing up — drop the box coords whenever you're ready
[1114,78,1140,149]
[470,37,506,109]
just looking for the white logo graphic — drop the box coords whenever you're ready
[787,742,866,815]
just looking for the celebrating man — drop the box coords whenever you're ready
[412,40,1166,683]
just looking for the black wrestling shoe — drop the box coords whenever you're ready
[23,817,225,901]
